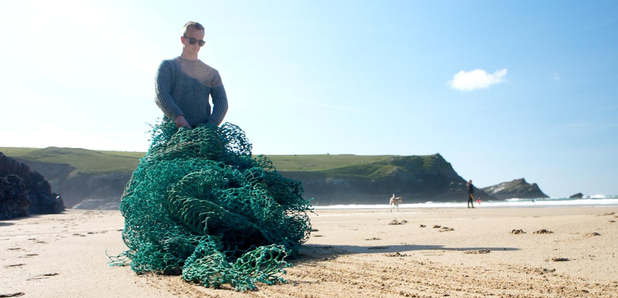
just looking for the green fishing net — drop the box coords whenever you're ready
[115,121,312,291]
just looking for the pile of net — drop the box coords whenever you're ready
[115,121,312,291]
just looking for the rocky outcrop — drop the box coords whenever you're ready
[0,152,65,218]
[481,178,549,199]
[279,154,496,205]
[569,193,584,199]
[13,158,132,210]
[0,174,30,220]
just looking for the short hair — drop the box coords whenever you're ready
[182,21,205,36]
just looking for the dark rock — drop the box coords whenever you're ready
[0,174,30,220]
[569,193,584,199]
[0,152,65,215]
[482,178,549,199]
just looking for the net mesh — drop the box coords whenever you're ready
[116,121,312,291]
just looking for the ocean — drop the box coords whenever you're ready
[313,194,618,210]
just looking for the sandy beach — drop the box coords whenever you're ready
[2,207,618,297]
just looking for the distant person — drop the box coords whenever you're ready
[155,21,228,129]
[467,179,475,208]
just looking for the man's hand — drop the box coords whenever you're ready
[174,115,192,129]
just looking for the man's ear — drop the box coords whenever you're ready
[180,36,184,44]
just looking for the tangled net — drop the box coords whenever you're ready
[115,121,312,291]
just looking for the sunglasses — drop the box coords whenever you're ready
[183,36,205,47]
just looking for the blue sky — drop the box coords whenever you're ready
[1,0,617,197]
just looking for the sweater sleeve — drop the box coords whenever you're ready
[154,60,184,120]
[208,71,228,126]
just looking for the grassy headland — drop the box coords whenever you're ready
[1,147,464,206]
[0,147,144,175]
[0,147,441,180]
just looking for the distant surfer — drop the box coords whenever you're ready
[467,180,475,208]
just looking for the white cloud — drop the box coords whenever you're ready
[447,69,507,91]
[551,72,561,81]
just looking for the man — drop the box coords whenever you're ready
[467,179,475,208]
[155,21,228,129]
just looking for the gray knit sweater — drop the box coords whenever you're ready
[155,57,228,127]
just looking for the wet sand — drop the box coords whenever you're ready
[1,207,618,297]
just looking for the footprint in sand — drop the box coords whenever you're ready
[385,252,409,257]
[4,264,26,268]
[0,292,25,297]
[584,232,601,237]
[389,219,408,225]
[27,273,60,281]
[533,229,554,234]
[510,229,526,234]
[464,249,490,254]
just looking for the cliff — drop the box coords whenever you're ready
[278,154,496,205]
[13,159,132,209]
[1,147,140,210]
[4,148,502,208]
[481,178,549,199]
[0,152,65,219]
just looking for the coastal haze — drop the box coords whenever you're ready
[1,1,617,198]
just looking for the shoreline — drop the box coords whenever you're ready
[2,207,617,297]
[314,202,618,210]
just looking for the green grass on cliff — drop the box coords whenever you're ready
[1,147,439,178]
[265,154,393,172]
[0,147,144,175]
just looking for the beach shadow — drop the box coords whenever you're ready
[294,244,519,260]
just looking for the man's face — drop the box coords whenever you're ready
[181,26,206,56]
